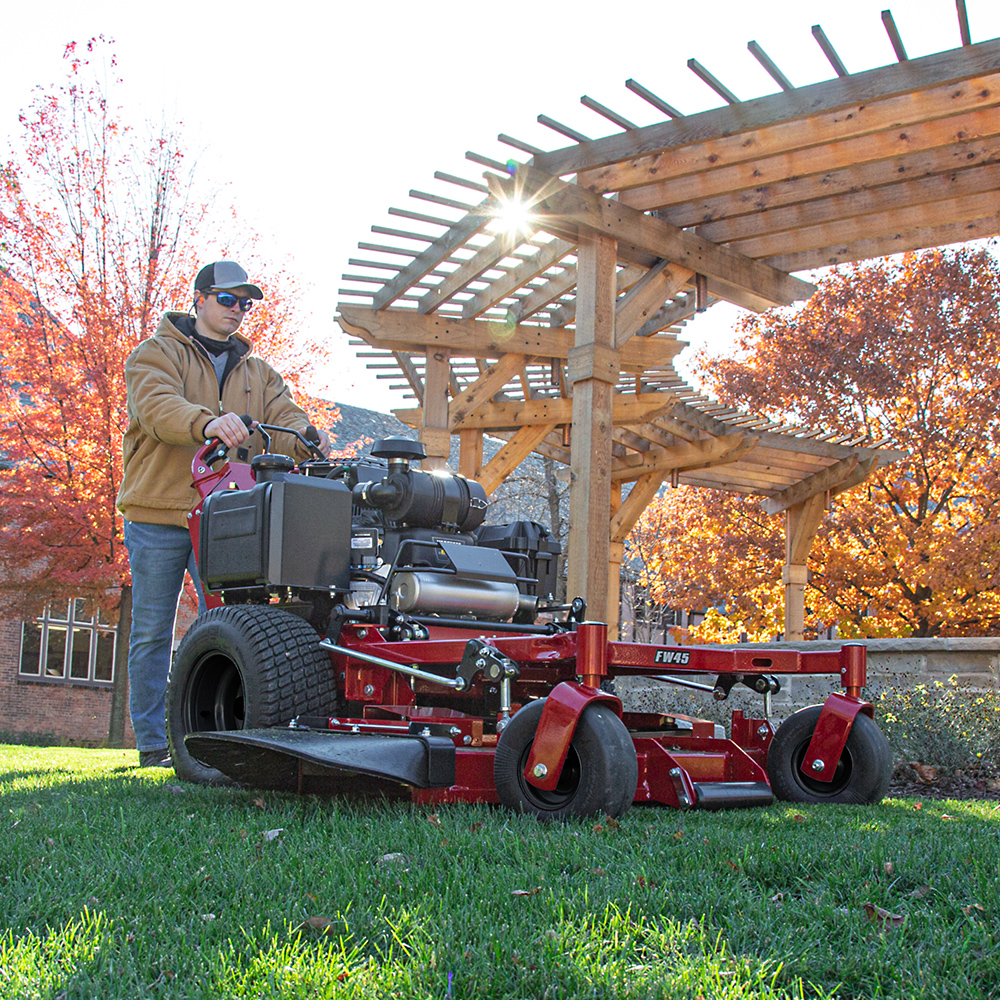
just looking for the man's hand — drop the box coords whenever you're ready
[306,424,333,458]
[204,412,253,449]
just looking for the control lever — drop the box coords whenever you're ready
[200,414,254,468]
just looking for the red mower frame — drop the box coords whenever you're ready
[169,429,893,818]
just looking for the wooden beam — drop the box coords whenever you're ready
[614,262,694,348]
[566,232,617,621]
[458,428,484,481]
[765,212,1000,272]
[447,353,533,429]
[393,351,424,404]
[616,104,1000,212]
[692,161,1000,245]
[420,350,451,470]
[762,456,859,514]
[731,189,1000,259]
[492,167,813,306]
[338,306,683,367]
[396,392,680,432]
[611,433,755,482]
[534,38,1000,177]
[783,494,827,640]
[610,472,668,543]
[479,423,558,495]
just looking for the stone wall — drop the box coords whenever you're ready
[615,637,1000,726]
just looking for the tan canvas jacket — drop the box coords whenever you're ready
[116,312,313,528]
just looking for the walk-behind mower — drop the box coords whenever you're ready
[165,423,893,819]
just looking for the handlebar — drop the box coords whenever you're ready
[198,416,325,471]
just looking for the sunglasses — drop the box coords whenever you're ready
[211,291,255,312]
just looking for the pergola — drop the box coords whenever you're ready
[337,7,998,638]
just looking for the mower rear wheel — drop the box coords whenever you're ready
[494,698,638,820]
[166,606,337,785]
[767,705,892,805]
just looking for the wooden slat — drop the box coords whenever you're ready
[762,455,861,513]
[882,10,908,63]
[625,79,684,118]
[687,58,740,104]
[812,24,849,77]
[748,40,794,91]
[461,239,575,319]
[611,433,750,482]
[371,206,493,309]
[534,38,1000,177]
[417,230,521,314]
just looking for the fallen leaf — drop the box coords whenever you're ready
[511,887,543,896]
[884,862,894,876]
[252,797,266,809]
[791,814,806,823]
[725,859,740,871]
[962,903,985,917]
[672,829,684,840]
[940,814,957,821]
[592,822,604,834]
[912,802,923,811]
[306,893,318,903]
[910,762,938,784]
[426,813,442,828]
[908,885,931,898]
[862,902,905,932]
[299,915,334,934]
[604,816,620,830]
[262,828,285,842]
[635,876,646,887]
[469,822,483,832]
[589,867,606,876]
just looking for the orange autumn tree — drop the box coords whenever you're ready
[629,248,1000,639]
[0,40,339,622]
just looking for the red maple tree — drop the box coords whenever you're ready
[629,248,1000,639]
[0,39,341,621]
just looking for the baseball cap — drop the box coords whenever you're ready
[194,261,263,299]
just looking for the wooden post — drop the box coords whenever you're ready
[458,428,483,481]
[421,349,450,470]
[566,232,619,623]
[783,494,826,640]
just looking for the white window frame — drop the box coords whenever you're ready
[18,600,117,687]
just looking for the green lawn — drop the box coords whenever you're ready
[1,745,997,999]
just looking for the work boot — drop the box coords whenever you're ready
[138,748,172,768]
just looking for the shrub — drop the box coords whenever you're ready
[873,677,1000,771]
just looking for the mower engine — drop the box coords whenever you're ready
[194,435,560,627]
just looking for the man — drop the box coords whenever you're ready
[116,261,330,767]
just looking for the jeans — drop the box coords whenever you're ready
[123,520,207,752]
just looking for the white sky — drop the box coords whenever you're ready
[4,0,999,417]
